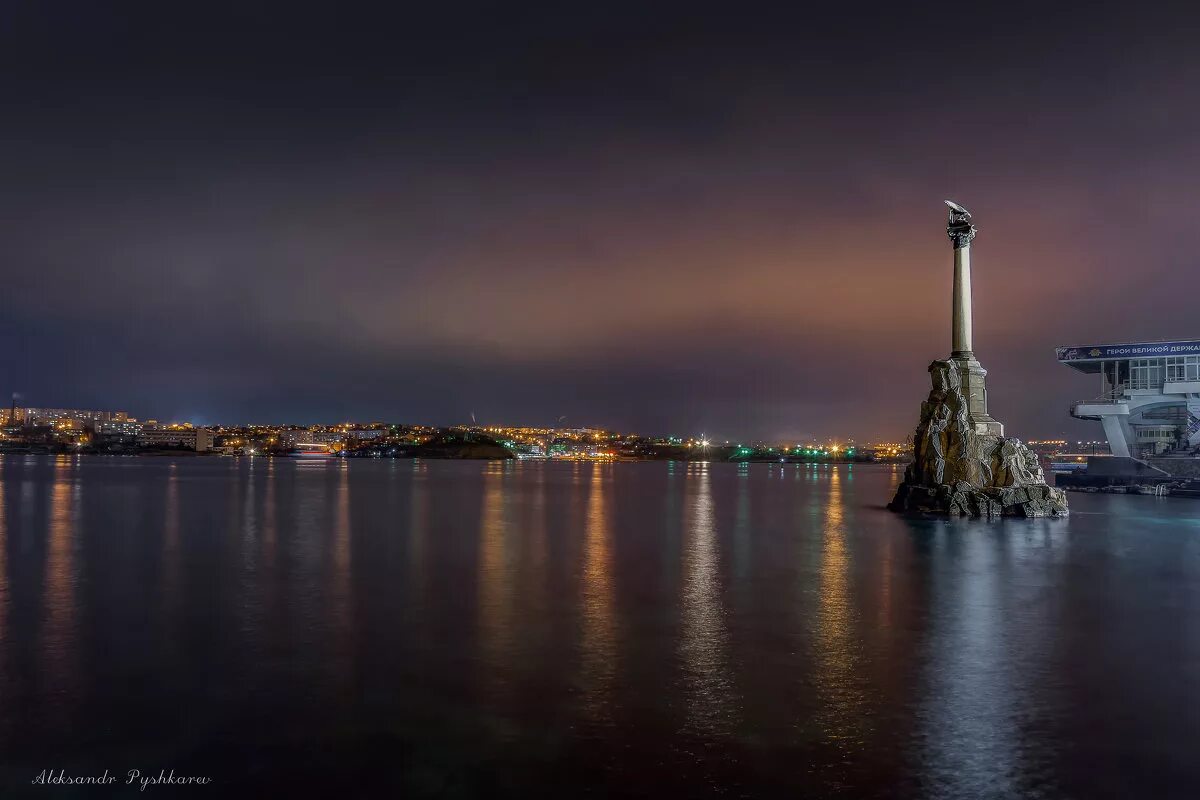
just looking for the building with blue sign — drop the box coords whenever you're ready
[1059,339,1200,458]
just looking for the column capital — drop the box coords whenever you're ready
[949,229,976,249]
[945,200,976,249]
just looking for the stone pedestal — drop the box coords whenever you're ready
[889,359,1068,518]
[952,355,1004,436]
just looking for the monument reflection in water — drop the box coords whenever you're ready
[0,456,1197,797]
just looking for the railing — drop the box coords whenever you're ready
[1070,393,1128,419]
[1075,391,1124,406]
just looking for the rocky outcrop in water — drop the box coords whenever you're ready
[889,359,1068,518]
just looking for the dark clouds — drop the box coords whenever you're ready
[2,1,1199,439]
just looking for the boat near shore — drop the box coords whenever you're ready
[288,443,332,459]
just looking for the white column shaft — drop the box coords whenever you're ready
[952,245,973,356]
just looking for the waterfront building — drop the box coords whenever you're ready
[1025,440,1070,458]
[1059,339,1200,458]
[279,428,386,448]
[97,419,144,437]
[345,429,386,441]
[280,430,342,447]
[869,442,913,461]
[10,407,130,426]
[138,425,215,452]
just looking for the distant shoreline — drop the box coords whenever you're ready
[0,448,891,466]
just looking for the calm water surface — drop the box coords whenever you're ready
[0,456,1198,798]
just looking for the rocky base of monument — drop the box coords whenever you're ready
[889,479,1068,518]
[889,359,1069,519]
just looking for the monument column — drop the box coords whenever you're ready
[945,201,1003,437]
[888,200,1067,517]
[951,229,973,358]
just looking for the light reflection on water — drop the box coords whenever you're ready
[678,462,738,737]
[525,463,547,620]
[917,529,1021,798]
[159,464,182,633]
[263,456,276,564]
[813,466,868,760]
[0,456,1198,797]
[406,459,429,606]
[0,463,7,655]
[579,463,615,721]
[478,462,515,702]
[41,456,77,718]
[329,460,354,690]
[332,460,352,616]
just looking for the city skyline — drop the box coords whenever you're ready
[0,397,1114,451]
[3,3,1200,440]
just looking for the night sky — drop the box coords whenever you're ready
[3,2,1199,441]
